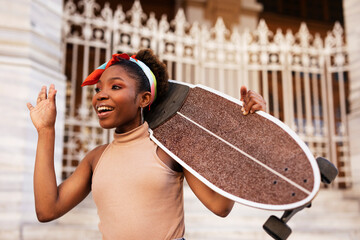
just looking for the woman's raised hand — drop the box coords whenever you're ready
[27,84,57,132]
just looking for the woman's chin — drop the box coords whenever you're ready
[98,121,116,129]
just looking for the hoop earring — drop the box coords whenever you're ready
[141,107,144,124]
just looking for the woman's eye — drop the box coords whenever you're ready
[94,87,100,93]
[112,85,121,90]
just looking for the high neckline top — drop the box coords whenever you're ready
[113,122,149,145]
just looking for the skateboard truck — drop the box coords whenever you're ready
[263,157,338,240]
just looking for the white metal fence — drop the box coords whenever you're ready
[61,0,351,187]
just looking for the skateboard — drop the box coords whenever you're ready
[144,80,338,240]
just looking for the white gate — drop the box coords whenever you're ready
[61,0,351,187]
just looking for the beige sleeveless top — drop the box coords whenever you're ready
[92,122,185,240]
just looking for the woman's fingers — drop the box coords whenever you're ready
[240,86,247,102]
[27,102,34,111]
[249,103,264,113]
[48,84,57,103]
[37,86,47,104]
[35,85,57,104]
[240,88,266,115]
[32,85,57,111]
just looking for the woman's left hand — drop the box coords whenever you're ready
[240,86,266,115]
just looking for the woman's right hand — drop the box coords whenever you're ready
[27,84,57,132]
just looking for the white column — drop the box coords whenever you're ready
[343,0,360,193]
[0,0,65,238]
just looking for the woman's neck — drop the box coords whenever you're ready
[115,118,143,134]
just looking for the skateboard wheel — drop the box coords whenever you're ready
[263,215,292,240]
[316,157,338,184]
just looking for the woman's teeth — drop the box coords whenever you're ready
[97,106,114,113]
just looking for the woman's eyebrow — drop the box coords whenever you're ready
[97,77,125,84]
[109,77,125,81]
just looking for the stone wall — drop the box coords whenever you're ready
[344,0,360,193]
[0,0,65,238]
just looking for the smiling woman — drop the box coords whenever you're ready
[26,48,266,239]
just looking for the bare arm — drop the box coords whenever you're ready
[184,169,235,217]
[27,85,101,222]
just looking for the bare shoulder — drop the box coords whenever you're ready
[83,144,109,172]
[156,147,183,172]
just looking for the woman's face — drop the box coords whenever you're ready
[92,65,147,133]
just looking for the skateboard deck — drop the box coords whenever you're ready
[145,80,321,211]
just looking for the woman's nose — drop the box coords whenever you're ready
[97,91,109,100]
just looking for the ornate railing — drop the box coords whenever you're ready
[61,0,351,187]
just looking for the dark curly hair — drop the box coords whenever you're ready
[112,49,169,110]
[134,49,169,101]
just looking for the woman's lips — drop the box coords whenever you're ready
[96,105,115,119]
[97,110,113,119]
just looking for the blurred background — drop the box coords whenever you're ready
[0,0,359,239]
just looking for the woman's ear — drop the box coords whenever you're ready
[139,91,152,108]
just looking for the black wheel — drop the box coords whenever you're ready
[263,215,292,240]
[316,157,338,184]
